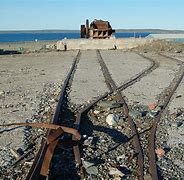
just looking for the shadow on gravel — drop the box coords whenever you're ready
[80,113,129,144]
[157,163,164,180]
[0,126,22,134]
[0,49,21,55]
[79,113,132,177]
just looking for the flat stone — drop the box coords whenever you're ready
[0,91,5,96]
[109,167,124,177]
[144,174,152,180]
[155,148,165,157]
[10,149,20,160]
[93,110,101,115]
[148,103,156,110]
[97,101,122,109]
[82,160,95,169]
[83,137,93,146]
[86,166,98,175]
[147,111,158,118]
[24,161,33,166]
[106,114,119,126]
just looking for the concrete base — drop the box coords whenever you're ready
[57,38,151,50]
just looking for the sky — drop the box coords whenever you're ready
[0,0,184,30]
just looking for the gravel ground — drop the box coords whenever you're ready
[69,50,108,106]
[0,46,184,179]
[0,51,77,148]
[155,53,184,178]
[100,50,151,87]
[168,77,184,114]
[123,53,181,106]
[0,40,57,52]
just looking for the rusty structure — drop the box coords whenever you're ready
[81,19,115,39]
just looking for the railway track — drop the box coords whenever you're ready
[0,50,184,179]
[81,51,184,179]
[26,50,82,179]
[148,53,184,179]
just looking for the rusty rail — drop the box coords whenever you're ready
[26,50,81,179]
[148,56,184,179]
[96,50,144,179]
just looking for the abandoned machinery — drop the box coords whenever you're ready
[81,19,115,39]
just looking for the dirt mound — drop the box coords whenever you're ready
[134,40,184,53]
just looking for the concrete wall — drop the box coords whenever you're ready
[57,38,151,50]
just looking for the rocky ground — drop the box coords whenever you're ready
[0,40,184,179]
[0,40,57,52]
[0,51,77,172]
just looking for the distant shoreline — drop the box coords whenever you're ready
[0,29,184,34]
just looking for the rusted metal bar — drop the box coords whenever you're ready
[1,123,81,140]
[148,65,184,179]
[116,92,144,179]
[25,50,81,180]
[96,50,144,180]
[40,128,64,176]
[40,139,60,176]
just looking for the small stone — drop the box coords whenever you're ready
[137,127,141,132]
[101,139,106,143]
[148,103,156,110]
[24,161,33,166]
[170,112,177,119]
[144,174,152,180]
[10,149,20,160]
[175,50,182,53]
[116,154,126,161]
[93,110,100,115]
[155,148,165,157]
[109,167,124,177]
[82,160,95,169]
[45,106,50,112]
[50,98,55,103]
[106,114,119,126]
[84,137,93,146]
[86,166,98,175]
[147,111,157,118]
[0,91,5,96]
[170,121,183,128]
[83,134,87,138]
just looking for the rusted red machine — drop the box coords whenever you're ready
[81,19,115,39]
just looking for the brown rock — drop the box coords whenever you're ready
[155,148,165,157]
[148,103,156,110]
